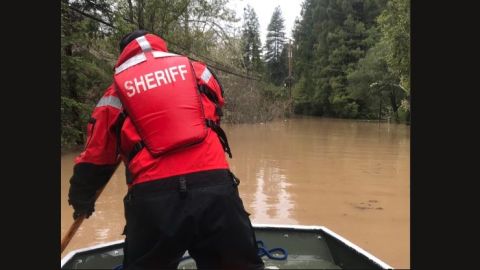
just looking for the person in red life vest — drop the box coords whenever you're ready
[67,30,264,270]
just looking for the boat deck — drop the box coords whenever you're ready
[61,225,392,269]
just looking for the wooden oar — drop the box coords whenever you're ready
[61,184,107,254]
[62,161,122,253]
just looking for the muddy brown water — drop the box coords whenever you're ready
[61,117,410,268]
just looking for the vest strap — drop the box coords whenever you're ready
[114,111,127,156]
[198,84,223,117]
[128,141,145,163]
[205,119,232,158]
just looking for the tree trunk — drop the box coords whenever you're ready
[149,9,157,33]
[127,0,134,23]
[137,0,145,29]
[390,89,399,122]
[184,5,190,51]
[405,94,411,124]
[378,95,382,121]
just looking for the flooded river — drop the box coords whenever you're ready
[61,116,410,268]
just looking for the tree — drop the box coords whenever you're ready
[291,0,323,114]
[264,6,287,85]
[377,0,410,110]
[347,41,405,120]
[61,0,114,149]
[241,4,263,74]
[291,0,388,117]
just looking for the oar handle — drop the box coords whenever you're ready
[61,184,107,254]
[61,214,86,253]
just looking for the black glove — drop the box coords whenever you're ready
[69,197,95,220]
[68,173,98,220]
[68,163,116,220]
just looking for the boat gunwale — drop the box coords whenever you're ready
[60,223,393,269]
[254,224,393,269]
[61,239,124,267]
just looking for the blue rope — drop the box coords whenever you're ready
[112,240,287,269]
[256,240,288,260]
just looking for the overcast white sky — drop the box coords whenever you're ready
[227,0,304,44]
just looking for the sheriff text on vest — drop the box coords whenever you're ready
[124,64,188,97]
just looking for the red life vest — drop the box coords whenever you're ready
[114,34,231,159]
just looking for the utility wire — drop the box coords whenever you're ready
[67,4,115,28]
[65,2,263,81]
[85,1,249,76]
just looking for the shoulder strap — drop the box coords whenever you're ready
[113,110,145,163]
[198,84,223,116]
[209,67,224,98]
[114,110,127,156]
[205,119,232,158]
[196,71,231,158]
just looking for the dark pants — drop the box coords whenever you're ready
[122,169,265,270]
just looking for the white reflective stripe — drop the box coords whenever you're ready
[152,51,178,58]
[115,53,146,74]
[201,68,212,83]
[136,36,151,52]
[96,96,122,110]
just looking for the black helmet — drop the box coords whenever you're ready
[119,29,149,52]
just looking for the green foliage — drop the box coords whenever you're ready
[291,0,409,121]
[377,0,410,95]
[61,96,91,148]
[264,6,288,86]
[61,1,115,149]
[347,40,406,120]
[397,105,410,123]
[241,5,263,73]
